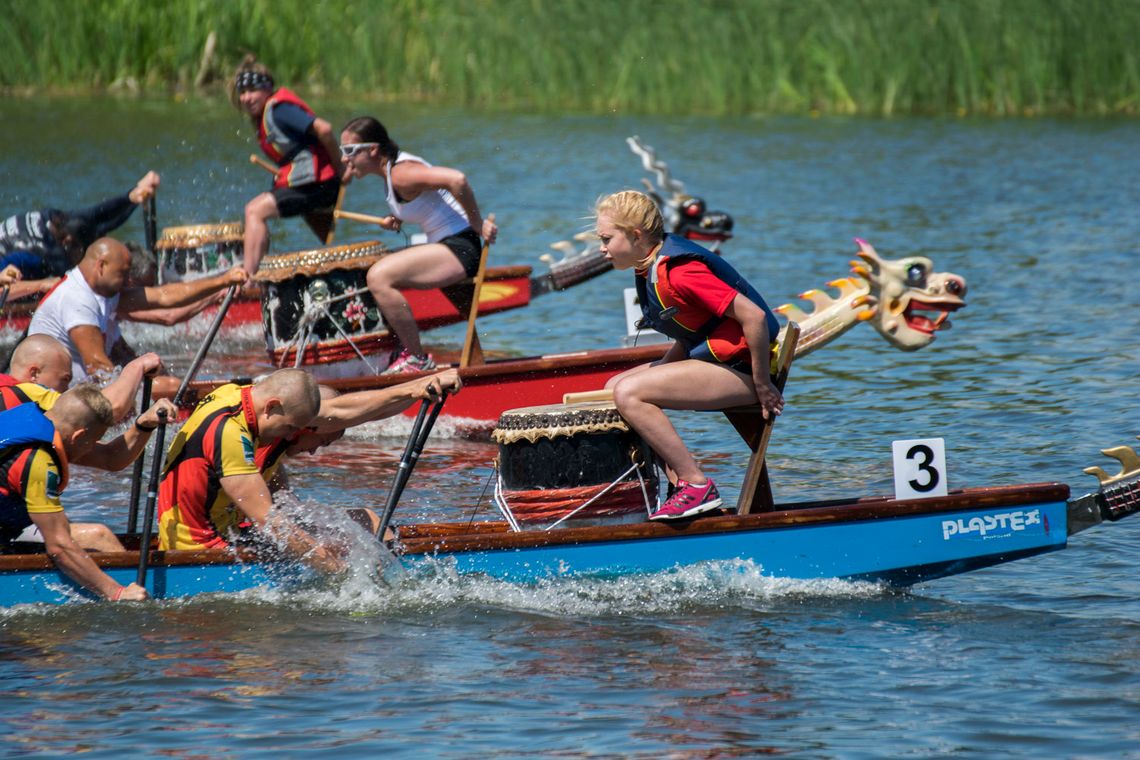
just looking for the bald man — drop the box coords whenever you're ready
[1,335,177,552]
[157,368,346,571]
[2,334,162,420]
[27,236,247,398]
[0,385,150,600]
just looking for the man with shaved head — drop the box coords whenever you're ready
[27,236,247,397]
[2,333,161,421]
[0,385,151,601]
[1,334,177,552]
[157,368,348,570]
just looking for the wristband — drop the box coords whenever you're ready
[135,417,158,433]
[111,586,124,601]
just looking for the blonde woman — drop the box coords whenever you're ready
[597,190,783,520]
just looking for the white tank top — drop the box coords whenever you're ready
[384,151,470,243]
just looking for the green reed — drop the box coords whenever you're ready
[3,0,1138,116]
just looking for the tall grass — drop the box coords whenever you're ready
[2,0,1138,116]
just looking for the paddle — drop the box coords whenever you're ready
[460,213,493,368]
[135,283,239,586]
[125,375,154,533]
[135,407,168,587]
[0,285,9,313]
[143,193,157,256]
[250,153,277,175]
[374,392,448,542]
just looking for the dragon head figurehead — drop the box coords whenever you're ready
[850,238,967,351]
[775,239,967,357]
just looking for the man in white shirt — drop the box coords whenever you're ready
[28,237,247,397]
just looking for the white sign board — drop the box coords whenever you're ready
[892,437,948,500]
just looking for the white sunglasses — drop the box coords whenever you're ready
[340,142,378,158]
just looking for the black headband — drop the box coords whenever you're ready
[235,70,273,92]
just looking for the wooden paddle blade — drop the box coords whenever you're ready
[460,213,493,368]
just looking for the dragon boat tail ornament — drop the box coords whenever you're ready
[1067,439,1140,533]
[775,238,968,358]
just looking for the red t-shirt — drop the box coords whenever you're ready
[656,258,748,364]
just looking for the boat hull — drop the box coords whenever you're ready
[0,483,1077,606]
[187,343,670,432]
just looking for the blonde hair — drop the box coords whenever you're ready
[256,369,321,419]
[594,190,665,243]
[55,384,114,429]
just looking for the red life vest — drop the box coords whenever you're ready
[256,87,337,189]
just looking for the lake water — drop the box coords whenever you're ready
[2,96,1140,757]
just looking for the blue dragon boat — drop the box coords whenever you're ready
[1,475,1136,606]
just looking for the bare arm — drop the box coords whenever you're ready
[121,290,224,326]
[220,473,344,573]
[98,352,162,423]
[391,162,497,243]
[117,267,246,312]
[725,294,783,420]
[311,369,461,433]
[73,398,177,471]
[32,511,147,600]
[69,324,115,376]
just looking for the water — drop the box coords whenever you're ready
[2,96,1140,756]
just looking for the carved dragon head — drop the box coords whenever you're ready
[775,239,967,357]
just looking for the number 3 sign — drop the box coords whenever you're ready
[892,438,948,499]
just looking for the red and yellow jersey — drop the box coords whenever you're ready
[0,381,60,413]
[0,433,68,538]
[157,384,262,551]
[255,436,294,486]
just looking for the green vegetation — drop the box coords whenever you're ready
[3,0,1138,116]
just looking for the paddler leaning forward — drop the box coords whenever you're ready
[156,367,462,570]
[0,385,169,601]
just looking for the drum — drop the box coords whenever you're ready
[155,222,245,283]
[492,400,658,527]
[256,240,393,368]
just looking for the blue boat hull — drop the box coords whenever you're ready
[402,500,1070,586]
[0,482,1101,605]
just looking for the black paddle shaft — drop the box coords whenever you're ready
[172,284,238,407]
[136,410,168,587]
[376,393,448,541]
[125,375,154,533]
[143,194,157,256]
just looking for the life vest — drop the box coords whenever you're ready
[158,384,261,550]
[634,234,779,364]
[256,87,338,189]
[0,382,33,412]
[0,404,67,532]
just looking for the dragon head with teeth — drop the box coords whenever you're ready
[852,238,967,351]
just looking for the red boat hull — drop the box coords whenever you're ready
[187,343,668,435]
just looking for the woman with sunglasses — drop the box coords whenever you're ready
[231,55,346,275]
[338,116,498,374]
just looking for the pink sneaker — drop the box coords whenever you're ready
[649,479,722,521]
[383,349,436,375]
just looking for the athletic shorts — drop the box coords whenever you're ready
[273,179,341,218]
[440,228,483,278]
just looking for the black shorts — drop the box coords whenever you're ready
[440,228,483,278]
[272,179,341,218]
